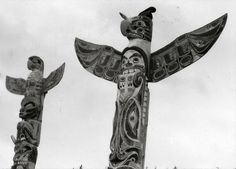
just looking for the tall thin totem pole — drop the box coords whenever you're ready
[6,56,65,169]
[74,7,227,169]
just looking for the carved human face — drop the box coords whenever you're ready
[121,50,145,72]
[27,56,44,71]
[118,50,145,102]
[20,97,40,120]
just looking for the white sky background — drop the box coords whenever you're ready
[0,0,235,168]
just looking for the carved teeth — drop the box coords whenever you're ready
[123,68,139,74]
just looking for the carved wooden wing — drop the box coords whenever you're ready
[149,14,227,82]
[6,76,26,95]
[43,63,65,92]
[74,38,122,83]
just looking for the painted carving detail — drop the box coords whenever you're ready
[109,50,149,169]
[74,6,227,169]
[6,56,65,169]
[120,7,156,42]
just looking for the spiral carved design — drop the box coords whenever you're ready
[109,49,149,169]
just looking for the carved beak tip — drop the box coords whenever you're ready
[11,135,16,144]
[119,12,127,20]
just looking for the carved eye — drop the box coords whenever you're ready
[120,77,125,82]
[137,28,144,33]
[131,25,138,30]
[122,59,127,64]
[126,28,130,33]
[136,21,145,27]
[133,57,139,63]
[30,57,41,65]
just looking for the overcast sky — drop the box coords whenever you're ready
[0,0,235,169]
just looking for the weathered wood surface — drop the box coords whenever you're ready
[6,56,65,169]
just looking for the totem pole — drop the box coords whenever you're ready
[6,56,65,169]
[74,7,227,169]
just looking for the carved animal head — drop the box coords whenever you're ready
[27,56,44,72]
[120,7,156,42]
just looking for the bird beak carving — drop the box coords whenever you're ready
[120,19,130,37]
[119,12,127,20]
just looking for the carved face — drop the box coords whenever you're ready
[27,56,44,71]
[118,50,145,102]
[120,14,153,42]
[13,141,37,167]
[20,97,41,120]
[121,50,145,71]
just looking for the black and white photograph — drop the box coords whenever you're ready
[0,0,235,169]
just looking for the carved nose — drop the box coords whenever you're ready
[126,61,132,67]
[120,20,130,36]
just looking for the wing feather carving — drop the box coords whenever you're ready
[6,76,26,95]
[43,63,65,92]
[74,38,122,83]
[149,13,227,82]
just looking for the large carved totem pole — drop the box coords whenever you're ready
[6,56,65,169]
[74,7,227,169]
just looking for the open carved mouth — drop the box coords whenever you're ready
[127,32,143,39]
[16,161,27,165]
[122,66,145,75]
[122,68,140,75]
